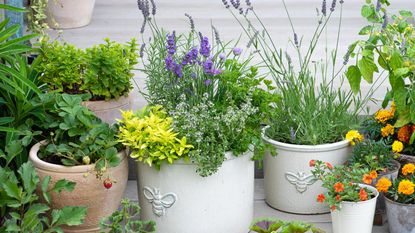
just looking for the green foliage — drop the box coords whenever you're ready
[349,139,396,172]
[39,94,121,178]
[346,1,415,125]
[117,105,193,170]
[26,0,50,38]
[250,218,325,233]
[0,162,87,232]
[227,0,368,145]
[84,38,138,100]
[34,38,138,100]
[100,199,156,233]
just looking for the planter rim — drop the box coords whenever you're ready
[339,183,379,205]
[384,195,415,207]
[378,159,401,177]
[261,126,349,152]
[29,140,126,173]
[82,93,130,104]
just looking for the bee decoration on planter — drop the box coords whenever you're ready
[143,186,177,217]
[285,171,317,193]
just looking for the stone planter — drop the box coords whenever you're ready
[82,94,131,124]
[397,153,415,165]
[385,196,415,233]
[262,130,351,214]
[331,184,378,233]
[46,0,96,29]
[137,150,254,233]
[29,141,128,233]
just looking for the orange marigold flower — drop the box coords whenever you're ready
[376,177,392,193]
[398,180,415,195]
[375,109,394,124]
[334,182,345,193]
[359,188,368,201]
[398,125,412,144]
[325,162,333,170]
[309,160,316,167]
[381,124,394,137]
[402,163,415,176]
[362,174,373,185]
[335,194,341,201]
[317,193,325,203]
[369,171,378,179]
[330,205,336,211]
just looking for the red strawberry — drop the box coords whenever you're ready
[103,178,113,189]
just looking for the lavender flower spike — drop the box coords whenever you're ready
[330,0,337,12]
[233,47,243,56]
[165,55,174,70]
[203,59,214,74]
[222,0,230,9]
[219,53,226,61]
[199,36,211,57]
[166,31,176,55]
[322,0,327,16]
[204,79,212,86]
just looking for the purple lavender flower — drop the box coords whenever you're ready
[204,79,212,86]
[293,33,299,47]
[203,59,214,74]
[375,0,381,12]
[165,55,174,70]
[199,36,211,57]
[322,0,327,16]
[212,69,222,76]
[233,47,243,56]
[230,0,240,9]
[330,0,337,12]
[182,47,199,66]
[190,72,197,78]
[219,53,226,61]
[174,63,183,78]
[222,0,230,8]
[166,32,176,55]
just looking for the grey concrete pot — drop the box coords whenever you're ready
[385,196,415,233]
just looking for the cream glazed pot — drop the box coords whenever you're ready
[29,141,128,233]
[46,0,96,29]
[137,150,254,233]
[82,94,132,124]
[262,130,351,214]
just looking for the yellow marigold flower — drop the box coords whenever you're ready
[376,177,392,193]
[375,109,394,124]
[345,130,364,145]
[402,163,415,176]
[398,180,415,195]
[381,124,394,137]
[392,140,404,153]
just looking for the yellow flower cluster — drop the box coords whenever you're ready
[381,124,394,137]
[398,180,415,195]
[392,140,404,153]
[375,109,394,124]
[117,106,193,167]
[345,130,364,145]
[402,164,415,176]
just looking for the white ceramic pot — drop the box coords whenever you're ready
[46,0,96,29]
[263,131,351,214]
[137,150,254,233]
[331,184,378,233]
[29,141,128,233]
[82,94,131,124]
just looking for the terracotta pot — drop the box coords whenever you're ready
[331,184,378,233]
[262,127,351,214]
[29,141,128,233]
[385,196,415,233]
[46,0,96,29]
[82,94,131,124]
[137,150,254,233]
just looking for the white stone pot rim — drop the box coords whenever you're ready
[262,126,349,152]
[29,140,126,173]
[338,184,379,205]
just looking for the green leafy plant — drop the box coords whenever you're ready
[39,94,122,179]
[345,0,415,127]
[99,199,156,233]
[0,162,87,232]
[26,0,50,38]
[225,0,375,145]
[250,218,324,233]
[34,38,138,100]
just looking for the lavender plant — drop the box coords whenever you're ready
[224,0,379,145]
[137,2,277,176]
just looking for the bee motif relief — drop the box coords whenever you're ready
[143,186,177,217]
[285,171,317,193]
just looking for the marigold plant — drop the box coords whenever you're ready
[117,106,193,169]
[311,160,375,211]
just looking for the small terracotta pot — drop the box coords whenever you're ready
[82,94,131,124]
[29,141,128,233]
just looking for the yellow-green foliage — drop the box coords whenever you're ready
[117,105,193,169]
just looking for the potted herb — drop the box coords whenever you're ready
[118,3,276,232]
[29,94,129,232]
[250,218,325,233]
[224,0,372,214]
[34,38,138,123]
[376,163,415,233]
[311,161,379,233]
[45,0,96,29]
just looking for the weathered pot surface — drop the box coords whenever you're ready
[137,150,254,233]
[29,141,128,233]
[46,0,96,29]
[262,128,351,214]
[385,196,415,233]
[82,94,131,124]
